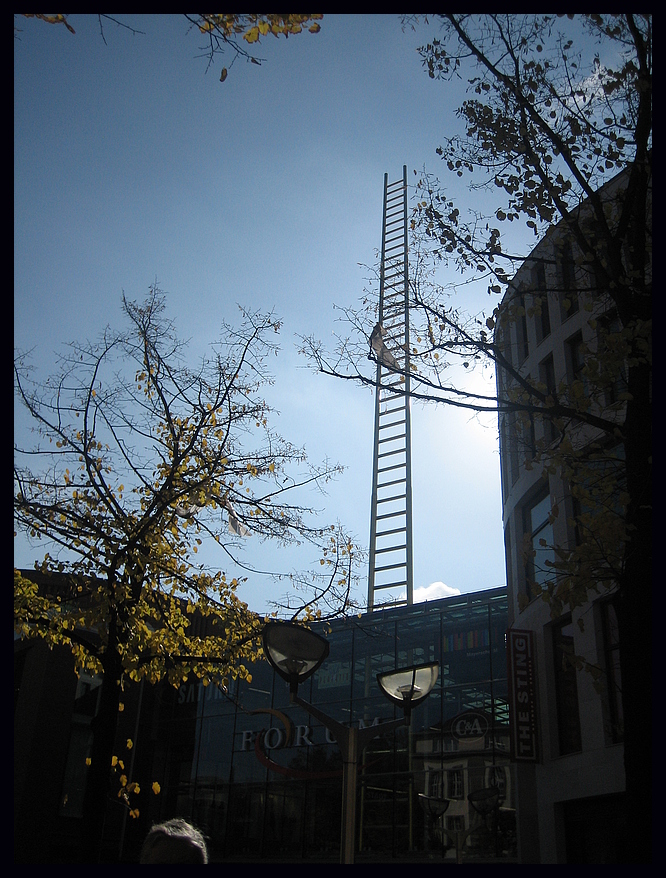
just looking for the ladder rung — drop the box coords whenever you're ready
[374,580,407,591]
[377,462,406,476]
[377,492,406,504]
[378,418,406,430]
[376,476,406,489]
[378,434,406,445]
[378,435,405,447]
[376,510,406,521]
[382,371,405,380]
[375,525,407,538]
[375,561,407,573]
[377,457,405,467]
[375,544,407,555]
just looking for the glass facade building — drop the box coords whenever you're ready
[144,587,515,862]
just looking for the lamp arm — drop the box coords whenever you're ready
[291,693,407,749]
[290,692,350,743]
[356,715,407,749]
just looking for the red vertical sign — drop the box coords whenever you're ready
[507,629,539,762]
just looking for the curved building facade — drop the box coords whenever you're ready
[495,174,637,862]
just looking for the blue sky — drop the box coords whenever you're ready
[15,14,511,613]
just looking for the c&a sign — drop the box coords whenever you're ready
[450,710,489,744]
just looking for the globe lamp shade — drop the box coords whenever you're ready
[262,622,330,691]
[468,786,500,816]
[376,662,439,714]
[418,793,450,819]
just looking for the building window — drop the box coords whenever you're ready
[552,617,582,754]
[485,765,506,802]
[59,673,102,817]
[539,354,557,443]
[597,311,628,406]
[507,412,520,487]
[429,770,443,798]
[565,331,587,396]
[601,600,624,743]
[524,411,536,464]
[572,443,626,548]
[558,240,579,321]
[517,292,529,363]
[447,768,464,799]
[447,815,465,832]
[523,490,555,599]
[504,523,513,598]
[496,319,512,372]
[532,260,551,344]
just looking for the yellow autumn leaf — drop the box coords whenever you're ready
[126,738,133,750]
[152,781,161,795]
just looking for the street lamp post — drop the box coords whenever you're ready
[262,622,439,865]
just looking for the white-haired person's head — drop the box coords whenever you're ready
[140,818,208,864]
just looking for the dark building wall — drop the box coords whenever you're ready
[14,641,80,862]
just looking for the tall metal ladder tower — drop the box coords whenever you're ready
[367,166,414,611]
